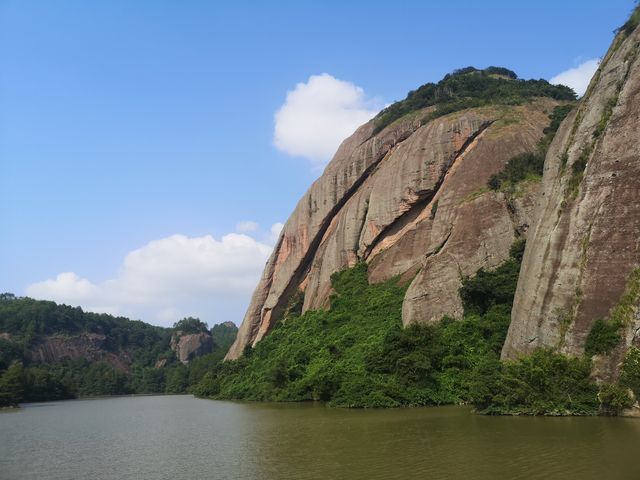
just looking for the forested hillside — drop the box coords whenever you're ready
[0,294,237,406]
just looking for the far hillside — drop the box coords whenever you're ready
[0,294,237,406]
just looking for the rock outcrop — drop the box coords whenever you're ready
[29,333,132,372]
[170,331,213,364]
[502,23,640,382]
[227,88,566,359]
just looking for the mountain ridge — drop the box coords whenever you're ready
[227,68,575,360]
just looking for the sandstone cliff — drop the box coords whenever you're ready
[227,72,570,359]
[29,333,132,372]
[170,331,213,364]
[502,22,640,382]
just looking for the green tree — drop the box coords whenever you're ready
[165,365,189,393]
[173,317,209,334]
[0,363,26,406]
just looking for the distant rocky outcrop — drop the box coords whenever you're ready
[29,333,132,372]
[227,69,572,359]
[170,331,213,364]
[502,20,640,384]
[170,318,238,364]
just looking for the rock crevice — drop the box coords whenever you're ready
[227,97,566,359]
[502,24,640,379]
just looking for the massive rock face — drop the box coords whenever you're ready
[227,95,563,359]
[502,24,640,381]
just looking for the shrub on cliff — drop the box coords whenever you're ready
[459,241,523,315]
[620,347,640,397]
[173,317,209,334]
[196,242,524,407]
[584,318,622,356]
[474,348,599,415]
[488,104,573,192]
[619,3,640,36]
[598,384,634,415]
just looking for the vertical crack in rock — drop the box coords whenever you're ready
[362,120,494,260]
[261,128,420,334]
[354,197,371,260]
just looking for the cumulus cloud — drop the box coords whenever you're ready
[550,59,600,97]
[25,224,283,327]
[274,73,380,165]
[236,220,259,233]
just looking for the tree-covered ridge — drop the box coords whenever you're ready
[173,317,209,334]
[373,66,576,134]
[0,295,238,406]
[0,293,169,352]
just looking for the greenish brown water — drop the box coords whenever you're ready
[1,395,639,479]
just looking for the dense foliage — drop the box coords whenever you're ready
[173,317,209,334]
[193,243,526,407]
[373,67,576,134]
[476,273,640,416]
[584,318,622,356]
[620,347,640,396]
[0,294,169,352]
[0,295,237,406]
[459,240,524,315]
[475,349,600,415]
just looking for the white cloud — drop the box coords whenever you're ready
[550,59,600,97]
[268,222,284,244]
[25,224,283,327]
[274,73,380,165]
[236,220,259,233]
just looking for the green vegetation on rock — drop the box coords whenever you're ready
[173,317,209,334]
[475,348,599,415]
[459,239,524,315]
[193,243,525,407]
[620,347,640,397]
[584,318,622,356]
[373,67,576,135]
[598,383,634,415]
[619,3,640,36]
[584,268,640,357]
[189,235,630,416]
[488,104,573,192]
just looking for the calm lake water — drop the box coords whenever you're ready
[1,395,640,479]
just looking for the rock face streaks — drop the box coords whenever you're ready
[29,334,132,372]
[502,25,640,382]
[170,332,214,364]
[227,99,561,360]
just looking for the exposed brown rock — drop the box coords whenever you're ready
[170,331,213,364]
[502,25,640,382]
[227,95,561,359]
[154,358,168,369]
[29,333,131,372]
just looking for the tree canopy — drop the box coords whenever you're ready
[373,66,576,134]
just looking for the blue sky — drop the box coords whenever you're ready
[1,0,635,327]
